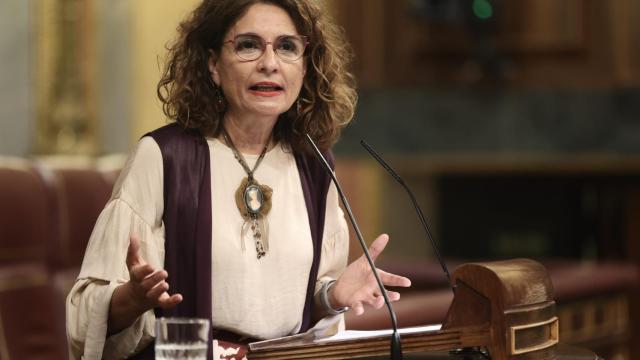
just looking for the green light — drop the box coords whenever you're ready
[473,0,493,20]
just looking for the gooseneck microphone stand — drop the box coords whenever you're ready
[360,140,455,295]
[361,141,501,358]
[305,134,403,360]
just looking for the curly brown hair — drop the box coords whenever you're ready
[157,0,357,153]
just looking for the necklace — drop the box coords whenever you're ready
[222,127,273,259]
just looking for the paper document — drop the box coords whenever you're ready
[249,315,342,351]
[317,324,442,343]
[249,318,442,351]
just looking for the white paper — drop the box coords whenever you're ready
[248,315,342,351]
[315,324,442,343]
[249,320,442,351]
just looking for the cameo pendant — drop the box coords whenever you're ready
[244,183,264,215]
[235,177,272,259]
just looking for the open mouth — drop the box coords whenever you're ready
[249,83,284,92]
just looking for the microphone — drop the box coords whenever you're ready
[360,140,455,295]
[305,134,403,360]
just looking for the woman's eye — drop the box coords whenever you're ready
[278,40,297,52]
[236,38,260,50]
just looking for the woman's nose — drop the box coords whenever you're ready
[257,44,279,73]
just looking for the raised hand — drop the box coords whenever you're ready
[124,235,183,311]
[108,235,182,334]
[330,234,411,316]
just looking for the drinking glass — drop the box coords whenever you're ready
[155,317,210,360]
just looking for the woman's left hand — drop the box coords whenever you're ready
[330,234,411,316]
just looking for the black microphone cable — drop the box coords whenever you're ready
[360,140,455,295]
[305,134,403,360]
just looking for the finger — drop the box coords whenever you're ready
[130,263,154,283]
[373,295,386,309]
[387,290,401,302]
[379,270,412,287]
[369,288,401,302]
[126,235,144,269]
[367,234,389,262]
[139,270,168,291]
[158,293,183,309]
[351,300,365,316]
[146,281,169,300]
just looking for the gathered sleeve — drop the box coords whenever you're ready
[315,181,349,293]
[66,136,165,359]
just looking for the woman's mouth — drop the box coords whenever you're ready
[249,82,284,97]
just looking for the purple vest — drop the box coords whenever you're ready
[132,123,333,359]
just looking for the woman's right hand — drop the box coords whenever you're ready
[108,235,182,334]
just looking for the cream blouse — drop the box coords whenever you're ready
[66,136,349,359]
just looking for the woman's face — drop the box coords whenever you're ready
[209,3,306,122]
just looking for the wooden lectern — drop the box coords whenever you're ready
[249,259,600,359]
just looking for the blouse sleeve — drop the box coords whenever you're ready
[66,136,165,360]
[315,181,349,291]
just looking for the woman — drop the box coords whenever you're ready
[66,0,410,358]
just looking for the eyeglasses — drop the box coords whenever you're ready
[224,34,309,62]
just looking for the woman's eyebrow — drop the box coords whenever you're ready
[234,32,259,37]
[235,31,299,38]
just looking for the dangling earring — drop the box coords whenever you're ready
[296,97,308,116]
[214,84,227,113]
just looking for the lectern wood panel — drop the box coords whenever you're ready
[248,259,563,359]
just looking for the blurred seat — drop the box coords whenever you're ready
[0,155,122,360]
[0,264,67,360]
[37,160,111,269]
[36,160,115,298]
[0,157,54,266]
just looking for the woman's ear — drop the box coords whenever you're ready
[208,50,221,86]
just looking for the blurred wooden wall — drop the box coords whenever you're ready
[330,0,640,89]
